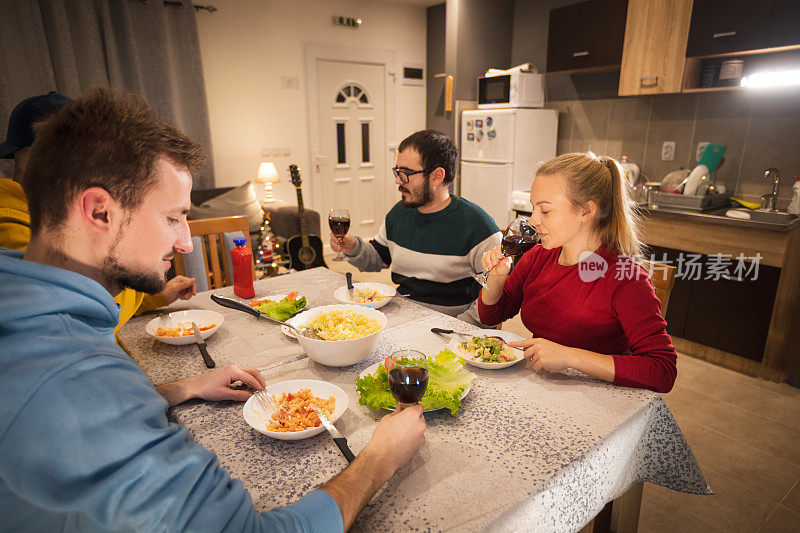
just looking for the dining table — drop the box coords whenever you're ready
[117,267,711,532]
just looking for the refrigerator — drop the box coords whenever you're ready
[460,108,557,227]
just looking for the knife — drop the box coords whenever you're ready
[310,404,355,463]
[191,322,216,368]
[346,272,355,302]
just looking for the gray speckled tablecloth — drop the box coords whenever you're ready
[118,267,710,532]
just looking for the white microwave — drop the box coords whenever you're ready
[477,72,545,109]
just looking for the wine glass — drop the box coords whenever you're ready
[386,350,429,411]
[472,215,539,288]
[328,209,351,261]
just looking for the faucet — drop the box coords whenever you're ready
[761,168,780,211]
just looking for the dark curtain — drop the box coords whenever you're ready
[0,0,214,187]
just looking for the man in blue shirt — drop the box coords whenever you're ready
[0,87,426,531]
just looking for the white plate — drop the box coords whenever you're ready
[251,293,308,318]
[243,379,348,440]
[448,329,526,369]
[333,282,397,309]
[145,310,225,346]
[358,359,471,412]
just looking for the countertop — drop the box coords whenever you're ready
[513,205,800,232]
[638,205,800,232]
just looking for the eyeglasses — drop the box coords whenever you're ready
[392,166,432,184]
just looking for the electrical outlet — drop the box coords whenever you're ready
[696,141,709,161]
[661,141,676,161]
[262,148,271,157]
[282,147,291,156]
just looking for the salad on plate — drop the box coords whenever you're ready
[356,349,475,415]
[250,291,307,321]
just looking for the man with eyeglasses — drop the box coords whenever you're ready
[331,129,501,324]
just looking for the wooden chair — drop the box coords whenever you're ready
[640,259,677,317]
[579,259,676,533]
[173,215,255,290]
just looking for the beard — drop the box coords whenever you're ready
[102,222,169,295]
[102,254,167,295]
[399,174,434,208]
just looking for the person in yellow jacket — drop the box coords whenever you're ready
[1,92,196,338]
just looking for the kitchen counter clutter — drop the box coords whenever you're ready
[639,205,800,232]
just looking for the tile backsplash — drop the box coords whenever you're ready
[547,89,800,207]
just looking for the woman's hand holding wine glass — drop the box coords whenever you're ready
[473,215,538,289]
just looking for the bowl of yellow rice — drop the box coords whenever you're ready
[286,304,387,366]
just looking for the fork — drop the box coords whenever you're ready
[430,327,509,345]
[253,388,277,416]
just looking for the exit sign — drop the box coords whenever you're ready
[332,15,362,28]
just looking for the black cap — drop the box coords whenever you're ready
[0,91,68,159]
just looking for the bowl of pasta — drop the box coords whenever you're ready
[286,304,387,366]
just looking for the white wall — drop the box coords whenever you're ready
[195,0,427,207]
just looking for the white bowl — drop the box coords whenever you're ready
[243,379,348,440]
[286,304,387,366]
[333,282,397,309]
[448,328,526,369]
[145,309,224,346]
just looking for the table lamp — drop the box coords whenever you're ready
[256,162,280,203]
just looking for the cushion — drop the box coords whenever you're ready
[189,181,265,233]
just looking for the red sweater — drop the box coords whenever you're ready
[478,244,677,393]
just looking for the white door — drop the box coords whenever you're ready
[460,161,515,228]
[314,60,387,247]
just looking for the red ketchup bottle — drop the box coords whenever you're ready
[231,237,255,299]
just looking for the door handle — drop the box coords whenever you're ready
[713,31,737,39]
[572,50,590,57]
[640,76,658,87]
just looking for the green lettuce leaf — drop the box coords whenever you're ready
[256,296,307,322]
[355,348,476,415]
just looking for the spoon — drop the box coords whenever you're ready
[210,294,323,340]
[430,327,508,345]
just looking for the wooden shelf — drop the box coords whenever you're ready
[682,47,800,92]
[681,85,742,93]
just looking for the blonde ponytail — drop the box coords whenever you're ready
[535,152,643,257]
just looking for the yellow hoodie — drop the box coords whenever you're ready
[0,178,165,338]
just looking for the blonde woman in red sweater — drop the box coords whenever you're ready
[478,153,677,393]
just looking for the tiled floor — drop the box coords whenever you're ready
[325,257,800,532]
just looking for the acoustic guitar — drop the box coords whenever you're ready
[286,164,326,271]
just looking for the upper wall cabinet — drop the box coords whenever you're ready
[686,0,774,57]
[619,0,694,96]
[687,0,800,57]
[768,0,800,48]
[546,0,628,73]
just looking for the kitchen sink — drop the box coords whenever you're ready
[744,210,798,224]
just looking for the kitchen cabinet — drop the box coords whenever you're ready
[547,0,628,73]
[686,0,774,57]
[648,245,780,362]
[641,209,800,384]
[618,0,694,96]
[686,0,800,57]
[767,0,800,48]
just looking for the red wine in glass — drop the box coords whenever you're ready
[328,209,350,261]
[386,350,428,410]
[472,215,537,287]
[329,216,350,236]
[501,234,539,257]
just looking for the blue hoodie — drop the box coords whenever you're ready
[0,249,342,532]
